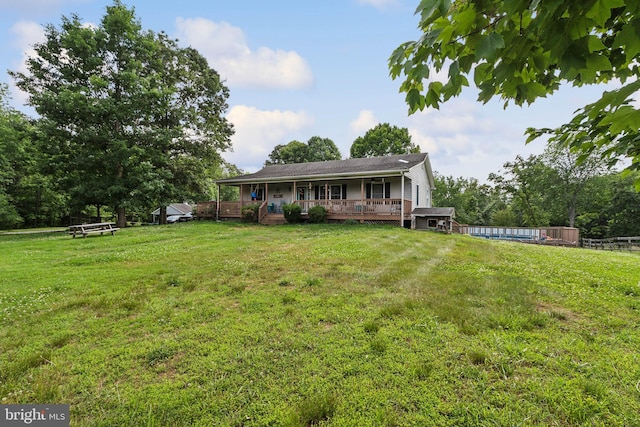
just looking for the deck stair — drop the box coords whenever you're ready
[260,214,287,225]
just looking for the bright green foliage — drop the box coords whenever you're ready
[539,143,610,227]
[0,84,66,229]
[0,85,25,229]
[266,136,341,165]
[391,0,640,184]
[432,173,504,225]
[350,123,419,158]
[267,140,310,165]
[607,171,640,236]
[10,1,233,227]
[489,155,553,227]
[307,136,342,162]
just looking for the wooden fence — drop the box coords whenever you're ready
[582,236,640,251]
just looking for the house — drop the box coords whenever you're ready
[214,153,452,227]
[151,203,192,223]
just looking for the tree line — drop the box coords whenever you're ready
[434,147,639,238]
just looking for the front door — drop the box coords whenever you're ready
[297,187,309,212]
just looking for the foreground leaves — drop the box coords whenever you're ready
[391,0,640,185]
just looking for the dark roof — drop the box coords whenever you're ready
[412,207,456,217]
[217,153,429,184]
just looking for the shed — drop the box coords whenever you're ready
[412,207,456,232]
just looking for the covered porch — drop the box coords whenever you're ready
[215,179,413,225]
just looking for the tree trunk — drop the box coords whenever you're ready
[568,205,576,228]
[116,207,126,228]
[159,206,167,225]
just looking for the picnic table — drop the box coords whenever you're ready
[69,222,119,238]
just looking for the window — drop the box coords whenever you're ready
[371,183,384,199]
[416,185,419,205]
[330,185,341,200]
[316,184,347,200]
[366,182,390,199]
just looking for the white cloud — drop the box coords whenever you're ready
[356,0,399,10]
[174,17,313,90]
[407,98,538,180]
[10,21,45,67]
[224,105,314,171]
[349,110,378,136]
[408,130,438,154]
[8,21,45,104]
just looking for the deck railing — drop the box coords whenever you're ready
[218,201,243,217]
[258,201,269,223]
[294,198,409,217]
[213,199,410,219]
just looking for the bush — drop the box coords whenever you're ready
[282,203,303,223]
[308,205,327,223]
[241,204,260,223]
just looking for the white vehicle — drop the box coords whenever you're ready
[166,215,181,223]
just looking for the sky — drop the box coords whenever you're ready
[0,0,613,181]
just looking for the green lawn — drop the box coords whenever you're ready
[1,222,639,426]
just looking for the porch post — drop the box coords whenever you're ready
[400,171,405,227]
[216,183,220,220]
[265,182,269,203]
[360,179,365,219]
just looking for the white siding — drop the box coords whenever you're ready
[406,161,432,208]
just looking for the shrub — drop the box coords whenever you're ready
[241,204,260,223]
[282,203,303,223]
[308,205,327,223]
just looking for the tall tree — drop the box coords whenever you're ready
[541,143,610,227]
[266,141,309,165]
[0,84,65,229]
[489,155,552,227]
[432,173,503,225]
[350,123,419,158]
[142,36,233,223]
[11,1,232,227]
[607,171,640,236]
[390,0,640,187]
[266,136,341,165]
[307,136,342,162]
[0,84,27,229]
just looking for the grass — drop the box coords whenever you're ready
[1,221,639,426]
